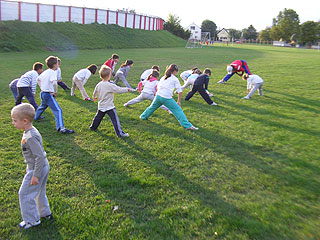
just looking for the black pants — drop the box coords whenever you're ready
[185,85,213,105]
[90,108,126,137]
[58,81,70,90]
[15,87,38,110]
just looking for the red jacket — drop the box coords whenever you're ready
[104,58,115,72]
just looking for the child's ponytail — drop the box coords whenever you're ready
[164,64,178,80]
[121,59,134,68]
[147,70,160,81]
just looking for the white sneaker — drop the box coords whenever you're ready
[19,220,41,229]
[208,93,214,97]
[242,96,250,99]
[123,103,128,107]
[217,80,226,84]
[167,109,173,114]
[187,126,199,131]
[120,133,129,137]
[210,102,218,105]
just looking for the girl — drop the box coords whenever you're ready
[71,64,98,101]
[242,73,264,99]
[124,70,171,114]
[113,60,134,89]
[140,64,198,131]
[180,69,202,91]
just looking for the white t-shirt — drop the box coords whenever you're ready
[140,69,152,81]
[180,70,192,81]
[187,73,199,84]
[141,79,158,95]
[56,67,62,81]
[247,75,264,89]
[37,69,57,93]
[74,69,92,85]
[156,75,182,99]
[17,70,39,94]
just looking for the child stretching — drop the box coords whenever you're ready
[140,64,198,131]
[71,64,98,101]
[35,56,74,134]
[140,65,160,81]
[113,60,134,89]
[56,58,71,90]
[180,69,202,91]
[242,73,264,99]
[9,79,19,101]
[90,66,134,137]
[11,103,52,229]
[103,54,119,77]
[185,68,217,105]
[124,70,171,114]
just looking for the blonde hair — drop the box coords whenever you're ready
[99,65,112,80]
[11,103,35,122]
[242,73,249,80]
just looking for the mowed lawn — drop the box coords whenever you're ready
[0,45,319,239]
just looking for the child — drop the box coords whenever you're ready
[140,64,198,131]
[71,64,98,101]
[180,69,202,91]
[180,67,198,83]
[11,103,52,229]
[103,54,119,77]
[15,62,44,110]
[140,65,160,81]
[90,66,134,137]
[217,59,251,83]
[124,70,171,114]
[56,58,71,90]
[242,73,264,99]
[113,60,134,89]
[185,68,217,105]
[34,56,74,134]
[9,79,19,101]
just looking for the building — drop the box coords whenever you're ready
[186,23,201,40]
[217,28,230,42]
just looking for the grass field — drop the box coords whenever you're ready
[0,44,319,239]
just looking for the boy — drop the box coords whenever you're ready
[56,58,71,91]
[217,59,251,84]
[242,73,264,99]
[103,54,119,77]
[184,68,217,105]
[34,56,74,134]
[16,62,44,110]
[90,66,133,137]
[11,103,52,229]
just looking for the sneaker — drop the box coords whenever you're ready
[210,102,218,106]
[35,116,45,121]
[59,128,75,134]
[120,133,129,137]
[19,220,41,229]
[242,96,250,99]
[85,97,93,101]
[208,93,214,97]
[123,103,128,107]
[43,214,53,220]
[167,109,173,114]
[217,80,226,84]
[187,126,199,131]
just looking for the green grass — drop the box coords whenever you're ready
[0,21,186,52]
[0,44,319,239]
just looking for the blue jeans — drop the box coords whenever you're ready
[140,95,192,129]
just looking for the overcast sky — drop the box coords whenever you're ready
[12,0,320,31]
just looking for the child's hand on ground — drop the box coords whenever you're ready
[31,176,39,185]
[93,97,98,101]
[128,88,135,92]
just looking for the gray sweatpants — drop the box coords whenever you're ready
[19,164,51,223]
[126,92,169,111]
[114,73,132,89]
[247,82,263,98]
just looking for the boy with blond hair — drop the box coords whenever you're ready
[11,103,52,229]
[90,66,133,137]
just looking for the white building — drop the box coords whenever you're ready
[217,28,230,42]
[186,23,201,40]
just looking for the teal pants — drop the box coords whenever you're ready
[140,95,192,129]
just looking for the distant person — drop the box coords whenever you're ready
[35,56,74,134]
[185,68,217,105]
[15,62,44,110]
[113,60,134,89]
[90,66,134,137]
[11,103,52,229]
[242,73,264,99]
[56,58,71,91]
[103,54,119,77]
[217,60,251,83]
[140,64,198,131]
[9,79,19,101]
[71,64,98,101]
[140,65,160,81]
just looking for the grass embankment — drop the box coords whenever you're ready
[0,21,186,52]
[0,45,319,239]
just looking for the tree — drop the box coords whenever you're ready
[163,14,190,40]
[229,29,242,40]
[259,27,272,41]
[299,21,318,46]
[242,25,257,40]
[201,20,217,40]
[271,8,300,42]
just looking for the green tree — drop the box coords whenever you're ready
[259,27,272,41]
[271,8,300,41]
[229,28,242,40]
[299,21,318,46]
[201,20,217,40]
[242,25,257,40]
[163,14,190,40]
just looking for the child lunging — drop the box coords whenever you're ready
[56,58,71,90]
[113,60,134,89]
[11,103,52,229]
[140,64,198,131]
[90,66,134,137]
[242,73,264,99]
[124,70,172,114]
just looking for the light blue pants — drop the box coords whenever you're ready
[140,95,192,129]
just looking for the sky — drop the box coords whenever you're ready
[10,0,320,31]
